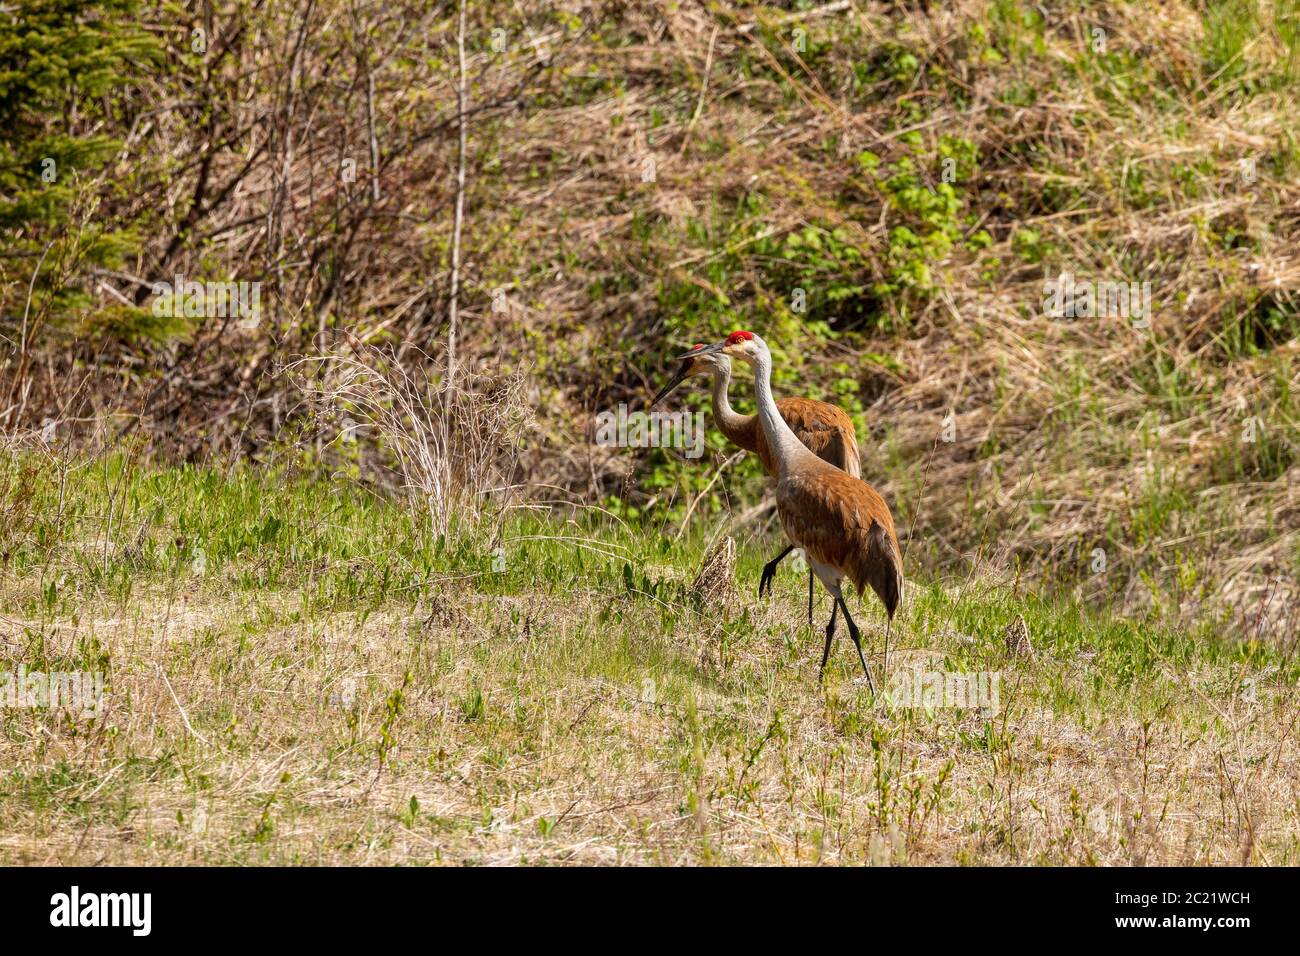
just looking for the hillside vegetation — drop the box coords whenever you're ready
[3,0,1298,615]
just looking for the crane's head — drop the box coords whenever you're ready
[680,329,767,366]
[651,343,730,408]
[721,329,765,360]
[672,329,767,369]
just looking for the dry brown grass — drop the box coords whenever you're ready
[2,557,1295,866]
[283,342,534,536]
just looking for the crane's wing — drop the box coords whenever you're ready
[776,398,861,477]
[822,425,862,479]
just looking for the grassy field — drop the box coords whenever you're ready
[1,451,1295,865]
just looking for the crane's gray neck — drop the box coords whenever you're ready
[709,362,748,435]
[750,349,816,478]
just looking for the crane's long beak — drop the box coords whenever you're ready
[673,342,723,361]
[650,365,691,409]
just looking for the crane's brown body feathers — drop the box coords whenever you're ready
[776,459,903,618]
[722,397,861,478]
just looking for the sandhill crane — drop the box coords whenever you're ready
[680,331,902,691]
[652,344,861,619]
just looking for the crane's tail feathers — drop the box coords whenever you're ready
[854,520,904,619]
[845,432,861,479]
[833,428,862,479]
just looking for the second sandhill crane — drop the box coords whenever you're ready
[652,344,861,618]
[681,331,903,691]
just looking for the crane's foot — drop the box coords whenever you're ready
[757,544,793,599]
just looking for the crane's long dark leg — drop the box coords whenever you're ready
[837,596,877,696]
[758,544,794,599]
[819,597,839,676]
